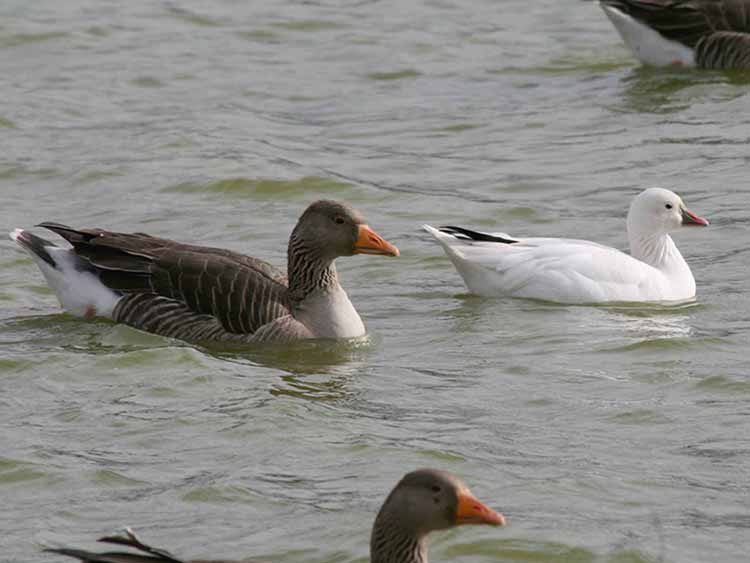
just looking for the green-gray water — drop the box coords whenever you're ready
[2,1,749,562]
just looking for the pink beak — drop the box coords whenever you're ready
[681,207,709,227]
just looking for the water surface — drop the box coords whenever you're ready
[1,1,749,562]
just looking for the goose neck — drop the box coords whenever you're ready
[370,515,427,563]
[287,236,338,305]
[629,232,682,270]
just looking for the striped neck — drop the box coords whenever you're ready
[287,233,339,306]
[370,512,428,563]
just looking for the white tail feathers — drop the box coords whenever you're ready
[600,3,695,67]
[9,228,120,319]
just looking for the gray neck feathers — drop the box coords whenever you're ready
[287,232,339,306]
[370,509,427,563]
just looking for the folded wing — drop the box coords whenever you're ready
[40,223,291,339]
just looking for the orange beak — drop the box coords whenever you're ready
[456,489,506,526]
[354,224,399,257]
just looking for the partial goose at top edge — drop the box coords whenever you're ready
[10,200,399,345]
[44,469,506,563]
[423,188,709,304]
[599,0,750,70]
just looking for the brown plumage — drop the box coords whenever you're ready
[38,224,291,337]
[45,469,505,563]
[12,200,399,344]
[601,0,750,69]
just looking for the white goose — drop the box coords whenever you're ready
[423,188,709,304]
[599,0,750,70]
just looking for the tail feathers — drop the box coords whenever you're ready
[11,227,97,274]
[599,2,697,66]
[436,225,517,244]
[9,228,57,267]
[599,1,706,47]
[10,226,121,318]
[44,529,185,563]
[38,222,154,275]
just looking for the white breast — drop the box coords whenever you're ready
[295,285,366,338]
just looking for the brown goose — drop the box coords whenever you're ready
[600,0,750,70]
[10,200,398,344]
[45,469,505,563]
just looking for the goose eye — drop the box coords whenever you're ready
[431,485,441,493]
[334,215,345,225]
[665,203,673,209]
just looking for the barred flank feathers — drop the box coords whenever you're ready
[696,30,750,67]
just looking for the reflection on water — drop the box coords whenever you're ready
[212,337,372,402]
[2,0,748,562]
[441,293,699,344]
[615,67,733,114]
[605,303,697,341]
[212,335,373,374]
[270,371,358,402]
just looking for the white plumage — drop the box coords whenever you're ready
[9,228,121,318]
[600,2,696,67]
[424,188,709,304]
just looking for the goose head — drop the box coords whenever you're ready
[371,469,505,562]
[627,187,708,240]
[291,200,399,260]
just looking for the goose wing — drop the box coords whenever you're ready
[477,238,654,301]
[39,223,291,337]
[425,225,658,302]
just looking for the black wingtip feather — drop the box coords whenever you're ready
[38,222,100,244]
[438,226,517,244]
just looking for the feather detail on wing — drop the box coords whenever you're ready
[39,223,291,336]
[425,224,663,302]
[468,238,657,302]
